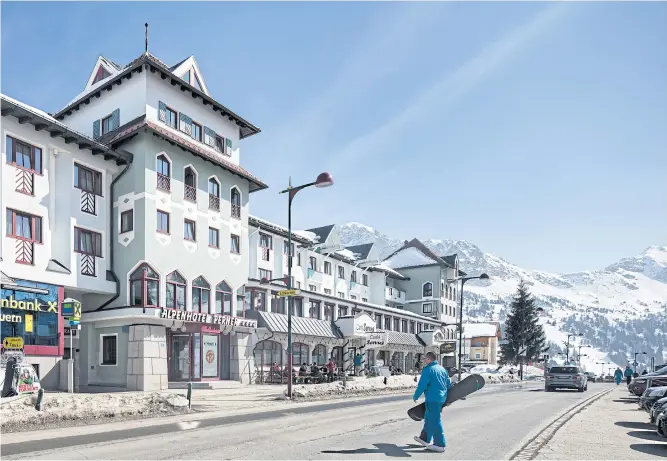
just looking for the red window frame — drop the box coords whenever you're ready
[230,234,240,254]
[208,227,220,248]
[6,136,42,174]
[166,271,186,310]
[184,219,196,241]
[74,162,103,196]
[74,227,103,257]
[157,210,170,234]
[130,263,160,307]
[6,209,42,243]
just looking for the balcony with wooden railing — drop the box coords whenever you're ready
[261,247,270,262]
[157,173,171,191]
[231,203,241,219]
[15,239,34,265]
[184,184,197,202]
[209,194,220,211]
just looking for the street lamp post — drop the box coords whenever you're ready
[576,345,589,362]
[279,173,333,399]
[455,273,489,382]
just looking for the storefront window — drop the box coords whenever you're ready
[246,289,266,312]
[192,333,201,379]
[309,300,321,319]
[1,281,60,349]
[313,344,327,366]
[293,343,309,366]
[253,340,283,370]
[271,293,286,315]
[215,281,232,315]
[202,334,218,378]
[323,303,334,321]
[338,306,348,317]
[130,263,160,306]
[192,276,210,314]
[166,271,186,310]
[291,298,303,317]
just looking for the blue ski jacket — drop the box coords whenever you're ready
[413,361,451,403]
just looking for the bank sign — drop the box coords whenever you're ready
[158,308,257,328]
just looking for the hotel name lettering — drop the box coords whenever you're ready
[0,297,58,323]
[159,308,257,328]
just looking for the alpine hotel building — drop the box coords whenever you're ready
[1,51,466,392]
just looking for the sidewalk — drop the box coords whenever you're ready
[535,386,666,460]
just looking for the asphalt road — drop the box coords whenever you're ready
[3,382,614,460]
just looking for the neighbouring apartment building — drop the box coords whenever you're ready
[1,50,471,392]
[461,322,502,366]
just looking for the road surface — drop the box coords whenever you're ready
[2,382,613,460]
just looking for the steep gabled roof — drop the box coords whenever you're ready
[55,52,261,139]
[344,243,375,261]
[440,254,457,268]
[305,224,336,245]
[383,238,446,270]
[169,56,210,96]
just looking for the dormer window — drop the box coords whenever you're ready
[92,66,111,84]
[101,114,113,135]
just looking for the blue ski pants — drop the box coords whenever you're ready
[420,401,446,447]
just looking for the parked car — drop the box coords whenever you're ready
[650,396,667,424]
[585,372,597,382]
[640,386,667,411]
[604,374,614,383]
[631,376,667,397]
[545,366,587,392]
[657,410,667,438]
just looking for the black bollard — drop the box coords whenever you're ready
[35,388,44,411]
[187,382,192,409]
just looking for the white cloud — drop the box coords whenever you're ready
[328,3,571,170]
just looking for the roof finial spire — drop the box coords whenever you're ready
[145,23,149,53]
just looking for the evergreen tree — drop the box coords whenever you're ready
[500,280,546,365]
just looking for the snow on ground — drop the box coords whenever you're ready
[287,375,418,400]
[0,391,189,433]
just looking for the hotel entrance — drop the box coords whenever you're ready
[167,330,222,381]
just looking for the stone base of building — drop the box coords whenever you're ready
[126,325,168,391]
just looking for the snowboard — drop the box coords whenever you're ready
[407,374,485,421]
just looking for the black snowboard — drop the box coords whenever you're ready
[407,374,485,421]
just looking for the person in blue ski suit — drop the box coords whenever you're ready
[412,351,451,453]
[614,367,623,385]
[624,364,634,385]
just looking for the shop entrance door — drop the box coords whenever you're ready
[169,335,191,381]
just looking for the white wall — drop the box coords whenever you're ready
[146,72,242,166]
[60,73,148,139]
[1,116,119,294]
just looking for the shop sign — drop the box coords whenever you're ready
[25,314,33,333]
[64,327,78,337]
[365,330,388,349]
[0,297,58,313]
[0,313,22,323]
[3,337,24,350]
[61,298,82,319]
[158,308,257,328]
[440,342,457,354]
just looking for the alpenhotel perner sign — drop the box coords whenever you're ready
[158,308,257,328]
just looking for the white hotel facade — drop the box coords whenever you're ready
[1,51,464,392]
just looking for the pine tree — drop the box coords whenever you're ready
[500,280,546,366]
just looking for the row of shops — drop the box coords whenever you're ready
[1,276,455,390]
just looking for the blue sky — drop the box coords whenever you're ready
[2,2,666,273]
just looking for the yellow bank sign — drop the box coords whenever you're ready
[0,297,58,313]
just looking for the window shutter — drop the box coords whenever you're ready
[204,126,216,146]
[226,138,232,151]
[180,113,192,136]
[93,120,101,139]
[111,109,120,130]
[158,102,167,122]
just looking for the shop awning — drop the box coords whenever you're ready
[252,311,343,339]
[387,331,425,347]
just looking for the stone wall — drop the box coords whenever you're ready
[230,331,254,384]
[126,325,168,391]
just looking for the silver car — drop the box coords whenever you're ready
[545,366,588,392]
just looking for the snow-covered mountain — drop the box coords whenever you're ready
[339,223,667,370]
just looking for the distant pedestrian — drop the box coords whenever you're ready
[327,358,336,382]
[614,367,623,385]
[624,364,633,385]
[641,369,648,375]
[412,351,451,453]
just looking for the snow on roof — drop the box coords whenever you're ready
[335,248,360,260]
[372,263,408,279]
[383,247,439,269]
[462,323,498,338]
[294,230,320,242]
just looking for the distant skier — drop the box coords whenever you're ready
[614,367,623,385]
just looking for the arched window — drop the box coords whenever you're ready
[313,344,327,366]
[184,167,197,201]
[215,281,232,315]
[422,282,433,298]
[208,178,220,211]
[293,343,309,367]
[157,155,171,191]
[166,271,186,310]
[253,340,283,370]
[192,276,210,313]
[331,346,343,367]
[230,187,241,219]
[130,263,159,307]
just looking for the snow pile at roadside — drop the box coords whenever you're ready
[286,375,418,400]
[1,391,189,433]
[468,364,545,383]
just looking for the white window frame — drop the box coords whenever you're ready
[99,333,119,366]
